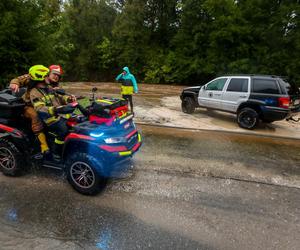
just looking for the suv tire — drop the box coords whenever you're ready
[0,139,23,176]
[182,97,195,114]
[237,107,259,129]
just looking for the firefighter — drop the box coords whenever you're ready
[9,64,65,154]
[116,66,138,114]
[10,64,64,93]
[48,65,63,89]
[28,65,75,157]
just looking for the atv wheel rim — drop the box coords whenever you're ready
[0,147,16,170]
[70,161,95,189]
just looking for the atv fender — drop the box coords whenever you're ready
[63,140,107,176]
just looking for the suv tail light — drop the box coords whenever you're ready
[278,97,290,109]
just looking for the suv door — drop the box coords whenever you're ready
[222,77,250,112]
[198,77,228,109]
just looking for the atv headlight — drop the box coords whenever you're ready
[90,132,104,138]
[104,137,126,144]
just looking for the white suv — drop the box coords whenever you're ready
[180,75,300,129]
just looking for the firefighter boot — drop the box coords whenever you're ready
[37,132,49,153]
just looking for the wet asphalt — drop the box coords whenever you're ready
[0,125,300,250]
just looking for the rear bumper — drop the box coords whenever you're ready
[262,106,299,121]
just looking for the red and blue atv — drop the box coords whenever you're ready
[0,87,142,195]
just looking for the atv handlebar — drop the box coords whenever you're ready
[55,104,76,114]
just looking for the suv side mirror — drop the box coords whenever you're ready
[202,85,206,90]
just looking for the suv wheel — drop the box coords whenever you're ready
[237,108,259,129]
[0,139,23,176]
[66,152,107,195]
[182,97,195,114]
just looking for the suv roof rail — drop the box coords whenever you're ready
[221,74,283,79]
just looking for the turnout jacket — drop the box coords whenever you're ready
[10,74,62,103]
[10,74,32,103]
[29,87,71,125]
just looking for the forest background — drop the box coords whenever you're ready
[0,0,299,87]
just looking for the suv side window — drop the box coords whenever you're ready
[226,78,249,92]
[252,79,280,94]
[206,78,227,91]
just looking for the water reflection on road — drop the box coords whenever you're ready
[0,179,206,250]
[1,125,300,249]
[135,125,300,185]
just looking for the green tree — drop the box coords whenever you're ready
[112,0,179,83]
[64,0,117,80]
[0,0,43,87]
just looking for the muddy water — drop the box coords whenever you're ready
[135,125,300,187]
[1,126,300,249]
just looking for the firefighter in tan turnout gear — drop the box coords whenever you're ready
[9,64,71,156]
[28,65,76,157]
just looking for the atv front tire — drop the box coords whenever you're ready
[66,152,107,195]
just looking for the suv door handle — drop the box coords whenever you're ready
[214,93,222,96]
[239,95,247,98]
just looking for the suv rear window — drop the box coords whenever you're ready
[252,79,280,94]
[279,79,300,95]
[226,78,248,92]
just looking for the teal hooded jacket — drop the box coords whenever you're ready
[116,66,138,93]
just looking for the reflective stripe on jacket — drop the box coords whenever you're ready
[29,87,70,125]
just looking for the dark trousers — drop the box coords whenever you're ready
[122,94,133,113]
[48,118,69,154]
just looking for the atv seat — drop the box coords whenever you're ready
[0,90,25,119]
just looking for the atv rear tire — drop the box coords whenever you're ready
[66,152,107,195]
[0,139,23,176]
[182,97,196,114]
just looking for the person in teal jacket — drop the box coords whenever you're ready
[116,66,138,114]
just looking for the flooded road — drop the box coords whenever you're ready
[0,177,204,249]
[1,125,300,249]
[136,125,300,188]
